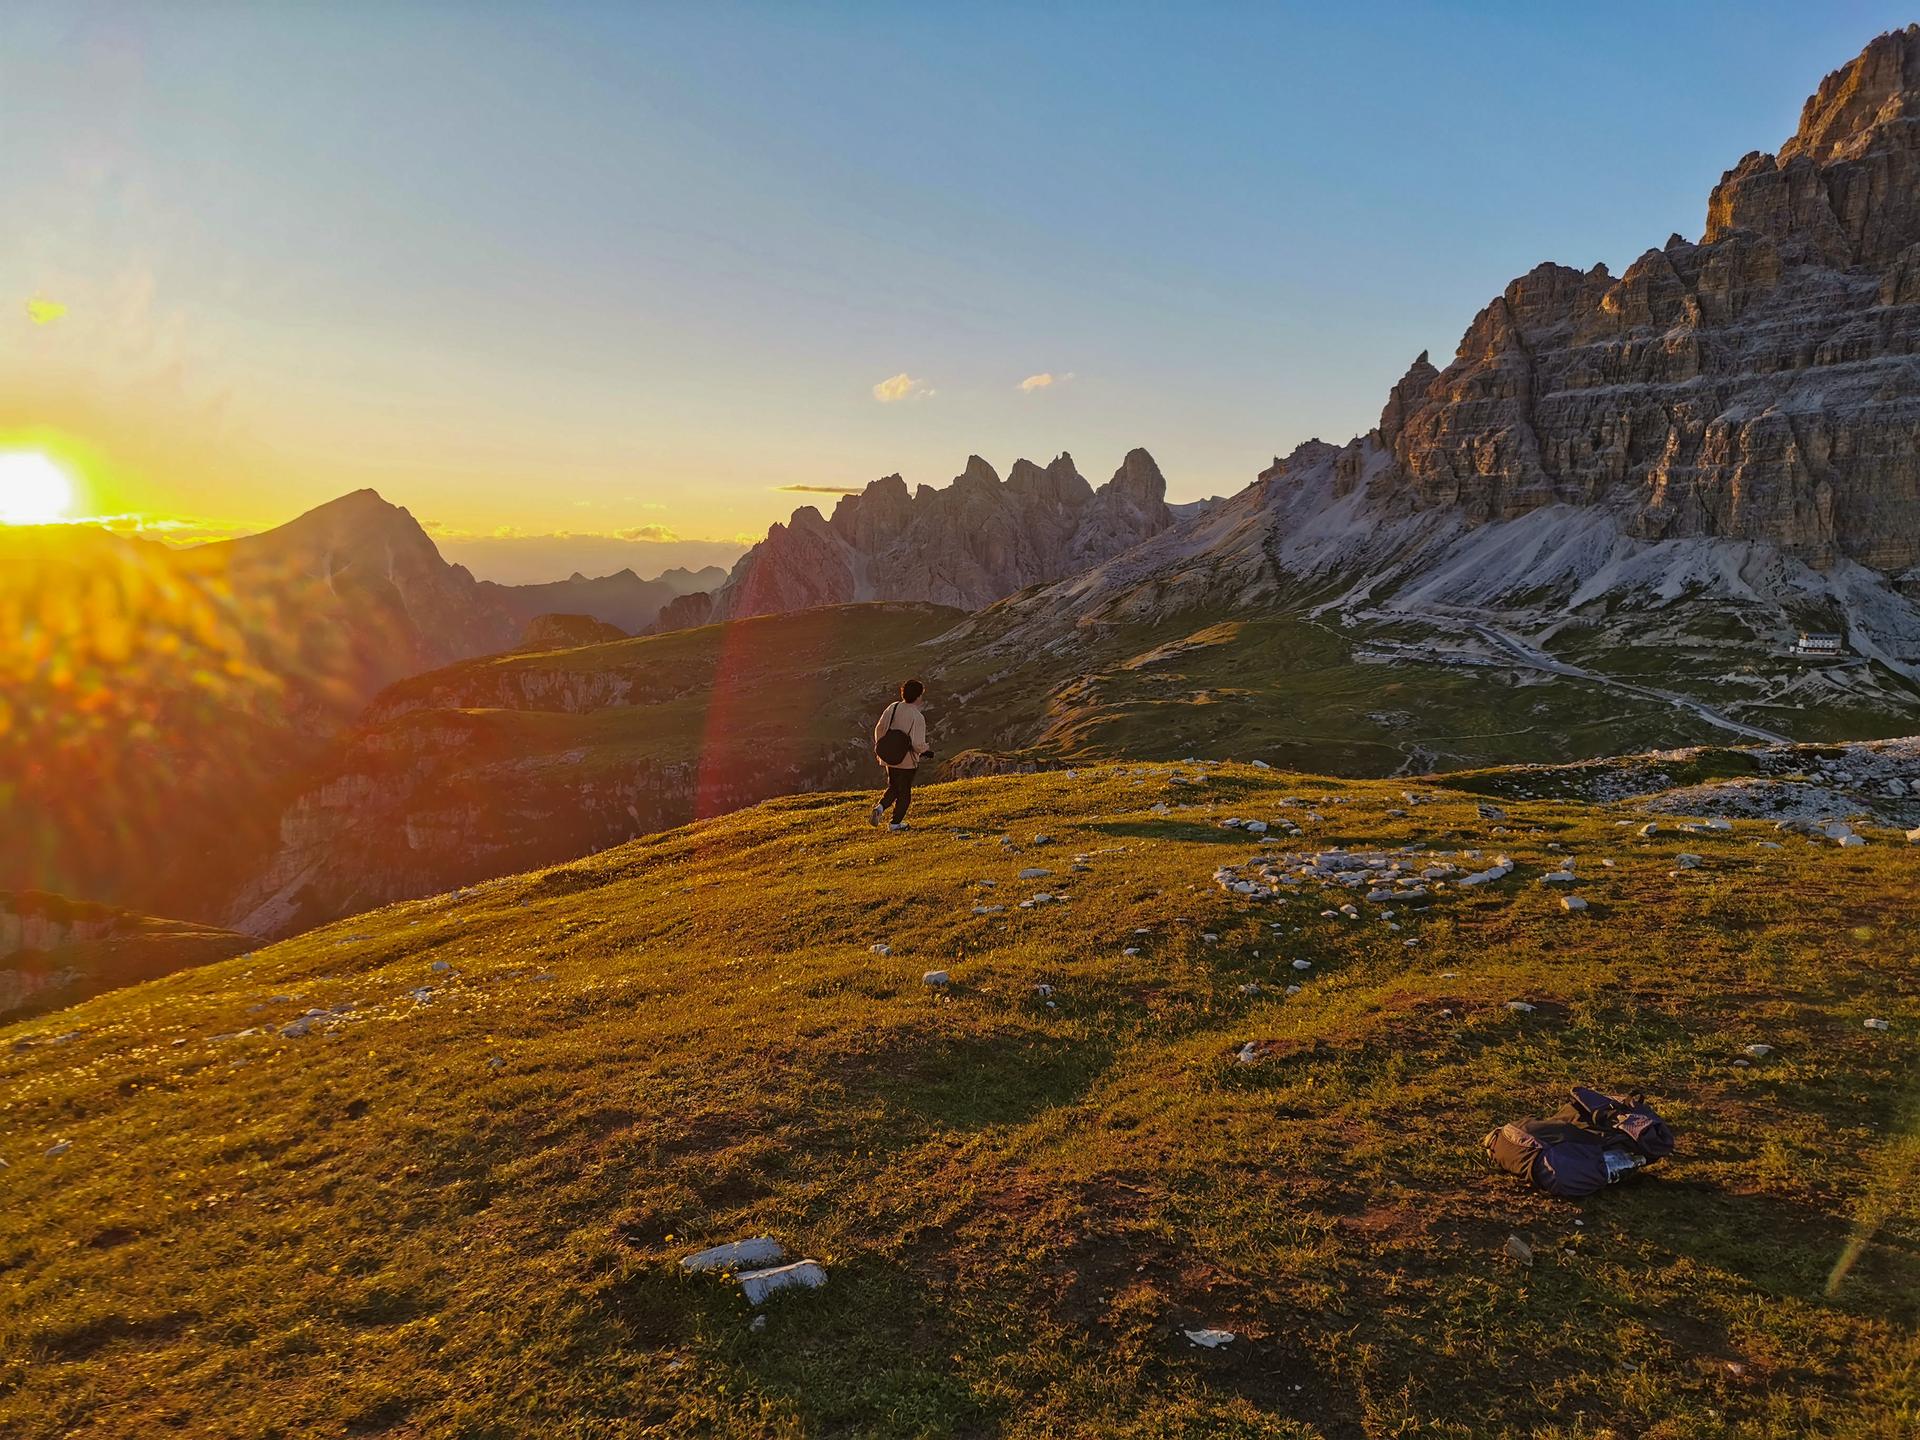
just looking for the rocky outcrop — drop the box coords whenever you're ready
[0,893,122,959]
[694,450,1175,624]
[1368,26,1920,573]
[651,590,715,633]
[521,613,628,649]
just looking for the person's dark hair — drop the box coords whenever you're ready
[900,678,925,703]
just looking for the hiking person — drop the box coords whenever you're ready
[870,679,932,830]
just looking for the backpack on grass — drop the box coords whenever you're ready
[874,702,914,766]
[1484,1087,1675,1198]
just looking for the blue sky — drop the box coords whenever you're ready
[2,0,1914,573]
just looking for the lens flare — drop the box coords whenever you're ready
[0,451,75,524]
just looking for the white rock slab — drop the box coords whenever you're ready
[737,1259,828,1305]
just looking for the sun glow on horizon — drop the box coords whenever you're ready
[0,451,76,525]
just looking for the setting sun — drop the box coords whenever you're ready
[0,451,75,525]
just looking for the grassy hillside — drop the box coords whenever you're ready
[5,763,1916,1437]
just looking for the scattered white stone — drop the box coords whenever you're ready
[1837,834,1867,848]
[922,971,950,987]
[972,904,1004,915]
[430,960,452,973]
[1032,835,1052,846]
[1034,984,1054,997]
[683,1237,789,1273]
[1017,867,1050,880]
[1906,826,1920,845]
[1864,1018,1891,1032]
[1560,896,1587,912]
[1184,1328,1235,1348]
[1506,1001,1536,1013]
[1251,760,1271,770]
[1235,1042,1260,1064]
[750,1314,767,1332]
[869,944,891,956]
[1743,1044,1773,1058]
[1706,818,1732,832]
[737,1260,828,1305]
[1122,947,1140,957]
[44,1140,71,1157]
[1291,958,1311,971]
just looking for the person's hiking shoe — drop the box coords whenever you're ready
[889,822,910,832]
[869,800,887,827]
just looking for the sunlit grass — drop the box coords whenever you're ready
[3,763,1914,1436]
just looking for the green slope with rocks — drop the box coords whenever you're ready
[5,759,1917,1437]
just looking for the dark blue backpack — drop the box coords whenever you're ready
[1485,1087,1675,1197]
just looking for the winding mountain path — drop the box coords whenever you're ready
[1466,624,1790,744]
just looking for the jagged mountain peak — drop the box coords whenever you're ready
[1781,24,1920,165]
[694,449,1177,625]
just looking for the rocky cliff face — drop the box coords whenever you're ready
[696,450,1175,624]
[1369,25,1920,576]
[953,32,1920,746]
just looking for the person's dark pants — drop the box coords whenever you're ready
[881,766,916,824]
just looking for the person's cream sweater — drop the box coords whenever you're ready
[873,700,929,769]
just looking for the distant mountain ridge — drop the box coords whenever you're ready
[663,449,1179,628]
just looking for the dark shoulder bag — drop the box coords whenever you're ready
[874,702,914,766]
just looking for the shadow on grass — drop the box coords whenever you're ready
[1086,820,1264,846]
[866,1031,1118,1131]
[595,1254,998,1436]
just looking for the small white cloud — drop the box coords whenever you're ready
[872,372,932,403]
[614,523,680,542]
[1019,371,1074,393]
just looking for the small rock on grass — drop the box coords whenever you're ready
[922,970,950,987]
[1506,1001,1536,1013]
[1504,1234,1534,1266]
[1184,1328,1235,1348]
[737,1260,828,1305]
[869,943,891,956]
[1743,1044,1773,1059]
[1865,1018,1891,1032]
[1560,896,1588,912]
